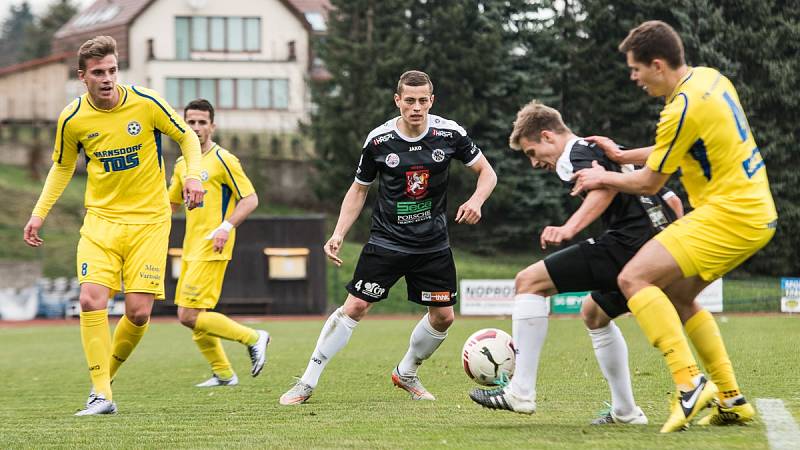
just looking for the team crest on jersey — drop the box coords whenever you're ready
[405,169,429,199]
[200,170,209,181]
[432,149,445,162]
[127,120,142,136]
[385,153,400,168]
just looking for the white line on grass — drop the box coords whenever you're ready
[756,398,800,450]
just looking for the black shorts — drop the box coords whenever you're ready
[346,243,457,307]
[543,237,639,319]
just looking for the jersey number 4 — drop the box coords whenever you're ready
[723,91,764,179]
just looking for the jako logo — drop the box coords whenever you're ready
[373,133,394,145]
[432,129,453,138]
[409,145,422,151]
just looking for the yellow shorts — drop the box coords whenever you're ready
[174,259,229,309]
[77,213,170,300]
[654,204,776,281]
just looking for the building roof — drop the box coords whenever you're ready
[288,0,331,31]
[0,52,71,78]
[54,0,154,39]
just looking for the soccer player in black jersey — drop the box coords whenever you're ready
[469,101,682,424]
[280,70,497,405]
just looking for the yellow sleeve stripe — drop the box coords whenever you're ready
[657,93,689,173]
[57,97,82,164]
[215,149,243,198]
[131,86,185,134]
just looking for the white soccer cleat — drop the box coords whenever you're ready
[247,330,270,377]
[591,403,648,425]
[195,373,239,387]
[75,393,117,416]
[392,367,435,401]
[468,386,536,414]
[279,380,314,405]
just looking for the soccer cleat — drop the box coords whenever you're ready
[468,386,536,414]
[279,380,314,405]
[697,397,755,426]
[247,330,270,377]
[392,367,435,401]
[195,373,239,387]
[660,375,718,433]
[591,402,648,425]
[75,393,117,416]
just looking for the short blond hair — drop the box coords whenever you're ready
[396,70,433,95]
[509,100,569,150]
[78,36,118,71]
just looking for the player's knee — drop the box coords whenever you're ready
[616,270,639,298]
[514,267,548,296]
[126,309,151,326]
[78,291,106,310]
[580,298,608,330]
[342,296,371,321]
[429,308,454,331]
[177,312,196,328]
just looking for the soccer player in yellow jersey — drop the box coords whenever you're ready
[572,21,777,432]
[168,99,269,387]
[22,36,205,416]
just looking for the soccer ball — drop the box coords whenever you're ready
[462,328,515,386]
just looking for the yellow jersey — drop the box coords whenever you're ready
[33,84,201,223]
[169,144,255,261]
[646,67,777,224]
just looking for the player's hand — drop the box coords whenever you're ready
[456,199,482,224]
[585,135,625,163]
[324,235,344,267]
[540,225,575,249]
[23,216,44,247]
[183,178,205,210]
[571,160,606,196]
[209,229,229,253]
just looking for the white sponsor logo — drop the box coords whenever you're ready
[421,291,451,302]
[200,170,209,181]
[356,280,386,298]
[397,210,431,224]
[432,129,453,138]
[385,153,400,168]
[127,120,142,136]
[373,133,394,145]
[432,149,445,162]
[409,145,422,151]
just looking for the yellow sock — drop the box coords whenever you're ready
[109,315,150,379]
[192,330,234,379]
[195,311,258,345]
[80,309,112,400]
[628,286,700,391]
[685,309,740,402]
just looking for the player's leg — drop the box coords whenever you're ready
[663,277,755,425]
[179,260,269,377]
[617,238,716,432]
[108,292,153,381]
[393,248,457,400]
[582,293,646,425]
[74,214,123,415]
[280,244,401,405]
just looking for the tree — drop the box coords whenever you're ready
[24,0,78,58]
[0,1,35,66]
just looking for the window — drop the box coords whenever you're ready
[175,16,261,57]
[167,78,290,110]
[175,17,190,60]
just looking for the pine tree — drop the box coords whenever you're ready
[0,1,35,66]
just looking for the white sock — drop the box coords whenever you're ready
[588,321,637,417]
[509,294,548,402]
[397,313,447,376]
[300,307,358,388]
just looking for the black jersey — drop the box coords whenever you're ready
[355,114,482,253]
[556,138,678,249]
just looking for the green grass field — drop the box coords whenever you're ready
[1,315,797,448]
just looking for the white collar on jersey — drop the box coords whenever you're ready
[391,116,430,143]
[555,136,584,182]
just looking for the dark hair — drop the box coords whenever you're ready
[619,20,685,69]
[396,70,433,95]
[78,36,118,71]
[184,98,215,122]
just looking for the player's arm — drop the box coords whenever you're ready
[585,135,653,165]
[325,182,370,266]
[662,190,684,218]
[168,160,185,214]
[540,188,616,249]
[206,151,258,252]
[571,161,670,196]
[24,102,80,247]
[140,87,204,208]
[456,156,497,225]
